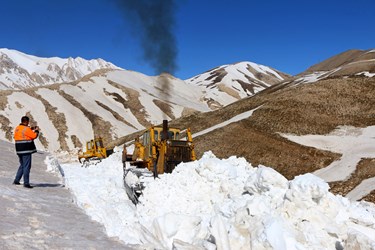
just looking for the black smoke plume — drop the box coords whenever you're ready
[113,0,178,75]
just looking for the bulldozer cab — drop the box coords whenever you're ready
[141,127,179,161]
[152,128,179,141]
[85,138,106,156]
[78,137,113,166]
[93,138,105,154]
[129,120,196,175]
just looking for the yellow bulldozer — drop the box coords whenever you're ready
[78,137,113,167]
[123,120,196,204]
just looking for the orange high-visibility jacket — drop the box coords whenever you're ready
[14,124,38,141]
[14,124,39,154]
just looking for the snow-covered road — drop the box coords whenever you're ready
[0,140,131,249]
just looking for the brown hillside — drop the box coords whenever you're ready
[166,76,375,181]
[302,49,375,77]
[304,49,364,72]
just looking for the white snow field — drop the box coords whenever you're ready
[282,126,375,183]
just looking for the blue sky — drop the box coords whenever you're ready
[1,0,374,79]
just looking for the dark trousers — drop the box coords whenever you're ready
[15,154,32,185]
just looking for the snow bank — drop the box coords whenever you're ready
[56,150,375,249]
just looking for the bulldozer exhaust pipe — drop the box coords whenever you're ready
[162,120,169,140]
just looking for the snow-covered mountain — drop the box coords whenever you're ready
[187,61,290,109]
[0,49,290,153]
[0,48,121,89]
[0,69,213,153]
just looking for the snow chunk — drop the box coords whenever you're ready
[245,166,289,195]
[286,173,329,203]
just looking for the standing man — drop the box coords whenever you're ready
[13,116,39,188]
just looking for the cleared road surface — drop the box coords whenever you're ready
[0,140,132,249]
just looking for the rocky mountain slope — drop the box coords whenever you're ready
[290,49,375,84]
[0,48,120,89]
[304,49,375,74]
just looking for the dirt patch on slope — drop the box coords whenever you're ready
[24,90,69,151]
[245,65,280,86]
[25,111,48,149]
[95,100,136,130]
[107,80,151,128]
[57,90,113,146]
[217,83,241,99]
[329,158,375,197]
[70,135,83,149]
[193,120,339,180]
[0,90,11,110]
[153,100,175,119]
[361,190,375,203]
[0,114,12,141]
[205,68,228,87]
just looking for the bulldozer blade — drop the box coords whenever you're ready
[124,180,139,205]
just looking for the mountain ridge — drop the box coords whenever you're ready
[0,48,121,89]
[303,49,375,73]
[187,61,290,109]
[292,49,375,84]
